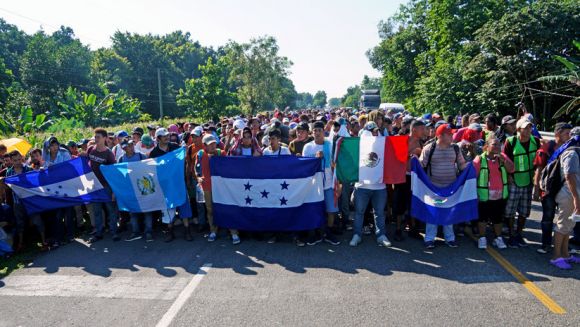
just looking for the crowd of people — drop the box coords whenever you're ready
[0,107,579,270]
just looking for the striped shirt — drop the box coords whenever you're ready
[420,143,465,187]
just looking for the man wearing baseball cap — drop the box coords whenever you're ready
[419,124,467,249]
[502,118,541,248]
[497,115,517,144]
[195,134,241,244]
[149,127,192,242]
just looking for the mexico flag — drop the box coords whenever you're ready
[334,135,409,185]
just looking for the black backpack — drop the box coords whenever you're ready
[540,146,580,199]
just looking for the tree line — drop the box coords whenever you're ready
[0,21,304,134]
[341,0,579,127]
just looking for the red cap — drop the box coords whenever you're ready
[435,124,453,137]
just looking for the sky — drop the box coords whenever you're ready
[0,0,406,98]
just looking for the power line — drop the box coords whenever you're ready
[0,7,108,45]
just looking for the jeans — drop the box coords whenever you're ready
[425,224,455,242]
[92,201,118,237]
[540,196,557,247]
[130,212,153,235]
[353,187,387,237]
[56,207,75,241]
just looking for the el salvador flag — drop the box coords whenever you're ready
[210,156,326,231]
[4,157,111,215]
[410,157,478,225]
[100,147,186,213]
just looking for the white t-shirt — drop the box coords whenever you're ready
[302,140,333,190]
[263,146,290,156]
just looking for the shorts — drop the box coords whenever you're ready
[478,199,506,224]
[554,190,577,235]
[324,188,338,213]
[504,184,532,219]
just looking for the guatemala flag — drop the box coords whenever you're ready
[210,156,326,231]
[100,147,186,213]
[410,157,478,225]
[4,157,111,214]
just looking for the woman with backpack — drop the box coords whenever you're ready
[473,136,514,249]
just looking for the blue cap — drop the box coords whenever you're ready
[423,113,432,120]
[116,130,129,138]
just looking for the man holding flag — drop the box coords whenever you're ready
[84,128,118,244]
[302,121,340,246]
[419,124,467,249]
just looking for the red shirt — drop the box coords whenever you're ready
[194,149,225,192]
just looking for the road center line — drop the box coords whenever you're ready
[156,263,212,327]
[467,232,566,314]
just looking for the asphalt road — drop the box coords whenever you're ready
[0,202,579,327]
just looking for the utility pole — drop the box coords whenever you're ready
[157,68,164,119]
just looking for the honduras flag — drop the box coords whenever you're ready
[210,156,326,231]
[410,157,478,225]
[4,157,111,214]
[100,147,186,213]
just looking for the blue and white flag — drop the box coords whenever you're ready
[4,157,111,214]
[410,157,478,225]
[210,156,326,231]
[100,147,186,213]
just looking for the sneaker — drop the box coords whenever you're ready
[507,237,520,248]
[565,255,580,264]
[349,234,362,247]
[295,237,306,247]
[185,228,193,242]
[478,237,487,249]
[145,233,154,242]
[267,235,277,244]
[409,229,422,240]
[345,223,353,231]
[445,240,459,248]
[324,233,341,246]
[536,246,550,254]
[424,241,435,249]
[125,233,142,242]
[493,237,507,250]
[362,225,372,235]
[377,235,392,247]
[112,234,121,242]
[456,226,465,237]
[164,232,175,243]
[87,235,103,244]
[207,232,217,242]
[550,258,572,270]
[232,234,241,245]
[306,235,323,246]
[394,229,404,242]
[515,234,528,247]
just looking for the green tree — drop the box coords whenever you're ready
[341,85,361,108]
[0,18,28,79]
[328,97,341,107]
[20,27,93,114]
[296,92,313,108]
[177,57,236,120]
[312,90,327,108]
[223,36,293,115]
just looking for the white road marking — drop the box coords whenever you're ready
[0,275,191,300]
[156,263,212,327]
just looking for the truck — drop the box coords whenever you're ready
[359,89,381,110]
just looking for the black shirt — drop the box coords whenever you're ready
[149,142,180,159]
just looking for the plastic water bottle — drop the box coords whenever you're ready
[196,184,205,203]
